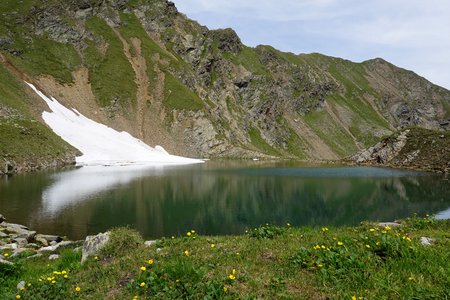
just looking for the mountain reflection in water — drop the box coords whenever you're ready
[0,163,448,239]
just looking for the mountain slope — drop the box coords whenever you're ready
[0,0,449,171]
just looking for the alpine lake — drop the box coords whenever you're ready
[0,161,449,240]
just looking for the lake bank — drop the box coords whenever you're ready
[1,214,449,299]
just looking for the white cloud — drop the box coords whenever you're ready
[172,0,450,89]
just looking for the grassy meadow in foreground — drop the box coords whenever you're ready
[1,215,449,299]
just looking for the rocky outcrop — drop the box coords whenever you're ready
[353,130,409,164]
[352,128,450,173]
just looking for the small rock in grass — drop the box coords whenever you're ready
[82,232,110,263]
[377,222,403,227]
[0,258,13,265]
[27,253,43,259]
[420,237,434,246]
[17,281,25,290]
[144,240,156,247]
[48,254,59,260]
[39,245,59,252]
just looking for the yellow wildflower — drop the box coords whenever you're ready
[191,230,196,233]
[51,280,56,284]
[75,286,81,292]
[140,266,146,271]
[318,264,323,268]
[228,274,236,280]
[16,295,21,300]
[406,237,411,242]
[321,245,326,249]
[4,253,9,257]
[61,270,67,275]
[140,282,145,287]
[210,244,216,248]
[148,259,154,265]
[27,283,31,287]
[232,269,236,275]
[366,245,371,249]
[337,241,343,246]
[47,277,52,281]
[223,286,228,293]
[94,256,99,260]
[321,227,329,232]
[287,223,291,227]
[64,275,69,279]
[176,279,180,283]
[385,226,391,231]
[187,232,192,237]
[171,236,175,239]
[184,250,189,256]
[381,230,387,234]
[408,276,415,281]
[369,228,375,232]
[352,296,356,300]
[133,296,139,300]
[53,271,61,275]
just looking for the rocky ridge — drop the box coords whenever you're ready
[352,127,450,173]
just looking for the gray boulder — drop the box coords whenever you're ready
[81,232,110,263]
[48,254,60,260]
[420,237,434,246]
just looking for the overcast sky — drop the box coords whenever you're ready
[171,0,450,90]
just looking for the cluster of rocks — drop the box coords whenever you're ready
[352,130,409,164]
[1,213,156,266]
[0,214,78,264]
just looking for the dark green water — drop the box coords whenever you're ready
[0,161,449,240]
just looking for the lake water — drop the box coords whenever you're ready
[0,161,449,240]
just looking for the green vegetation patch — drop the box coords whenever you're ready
[248,127,279,156]
[7,37,81,84]
[0,64,76,165]
[1,216,449,299]
[304,110,358,157]
[163,73,204,111]
[84,16,136,107]
[234,46,269,76]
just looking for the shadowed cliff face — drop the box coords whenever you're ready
[0,0,449,170]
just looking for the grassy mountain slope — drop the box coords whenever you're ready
[0,0,449,169]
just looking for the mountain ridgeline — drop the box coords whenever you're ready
[0,0,449,172]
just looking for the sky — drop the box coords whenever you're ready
[171,0,450,90]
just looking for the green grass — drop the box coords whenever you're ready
[248,127,279,156]
[1,216,449,299]
[163,73,204,111]
[5,36,81,84]
[234,46,269,76]
[84,16,137,107]
[0,64,76,165]
[286,127,308,159]
[304,110,358,157]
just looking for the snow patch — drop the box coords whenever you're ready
[26,82,203,166]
